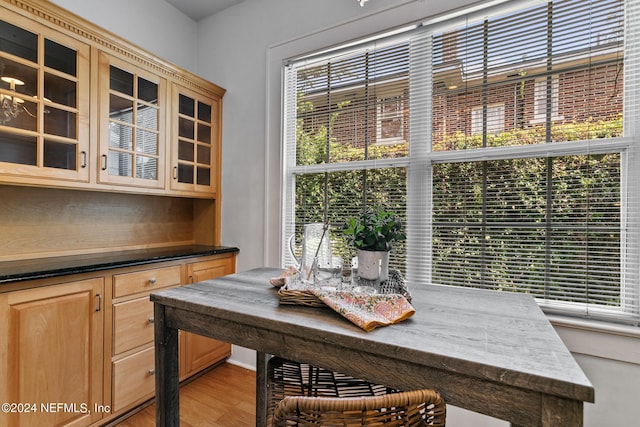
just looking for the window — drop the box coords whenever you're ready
[471,103,505,135]
[283,0,639,326]
[377,96,406,144]
[533,76,562,122]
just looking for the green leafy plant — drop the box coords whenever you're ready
[343,205,406,251]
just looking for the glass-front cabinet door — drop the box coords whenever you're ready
[0,14,89,182]
[98,52,166,189]
[170,83,219,195]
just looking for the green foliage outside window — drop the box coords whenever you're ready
[294,103,622,305]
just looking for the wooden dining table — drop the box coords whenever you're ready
[151,267,594,426]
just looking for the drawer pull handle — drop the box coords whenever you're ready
[148,369,156,376]
[148,317,155,324]
[149,277,157,285]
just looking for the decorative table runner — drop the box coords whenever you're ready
[270,268,415,331]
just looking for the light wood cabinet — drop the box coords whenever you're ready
[0,0,225,200]
[97,52,167,190]
[0,277,104,427]
[110,264,181,412]
[0,6,90,185]
[180,257,235,379]
[111,347,155,413]
[0,0,226,263]
[0,251,236,427]
[170,83,222,196]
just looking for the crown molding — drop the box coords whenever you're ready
[1,0,225,97]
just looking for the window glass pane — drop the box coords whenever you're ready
[178,140,194,161]
[110,66,133,96]
[179,117,194,139]
[198,101,211,122]
[2,97,37,131]
[197,123,211,144]
[432,154,621,305]
[135,155,157,180]
[44,39,76,76]
[196,167,210,186]
[179,94,194,117]
[136,129,157,155]
[294,42,410,166]
[197,144,210,165]
[1,58,37,98]
[294,168,407,273]
[109,122,132,150]
[0,20,37,62]
[44,107,76,138]
[108,150,132,177]
[136,104,158,130]
[137,77,157,103]
[44,140,76,170]
[109,94,133,123]
[44,72,76,107]
[432,0,624,150]
[0,131,36,165]
[178,163,193,183]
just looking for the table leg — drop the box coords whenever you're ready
[154,303,180,427]
[256,352,270,426]
[510,395,584,427]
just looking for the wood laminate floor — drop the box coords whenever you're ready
[114,363,256,427]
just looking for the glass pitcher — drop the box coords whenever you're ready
[288,223,332,284]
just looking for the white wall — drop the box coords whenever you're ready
[49,0,197,72]
[43,0,640,425]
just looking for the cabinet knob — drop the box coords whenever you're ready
[148,368,156,376]
[149,277,157,285]
[148,316,155,324]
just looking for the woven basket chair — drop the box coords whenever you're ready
[267,357,446,426]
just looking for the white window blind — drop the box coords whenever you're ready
[283,30,415,272]
[283,0,640,326]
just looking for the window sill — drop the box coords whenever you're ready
[548,314,640,365]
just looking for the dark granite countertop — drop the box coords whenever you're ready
[0,245,239,285]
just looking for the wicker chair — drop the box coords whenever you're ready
[267,357,446,426]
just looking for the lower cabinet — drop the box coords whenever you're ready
[0,252,236,427]
[0,277,104,427]
[111,347,156,412]
[110,264,182,413]
[180,257,235,379]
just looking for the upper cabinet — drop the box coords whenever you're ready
[0,0,225,198]
[0,10,90,183]
[170,84,221,195]
[98,53,166,189]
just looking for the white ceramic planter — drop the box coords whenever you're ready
[356,249,389,281]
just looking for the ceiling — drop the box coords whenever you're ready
[163,0,245,21]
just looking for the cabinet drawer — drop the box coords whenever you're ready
[113,265,181,297]
[113,296,155,354]
[112,346,155,412]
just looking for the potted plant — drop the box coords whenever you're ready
[343,205,406,281]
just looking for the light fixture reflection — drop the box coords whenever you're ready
[1,76,38,124]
